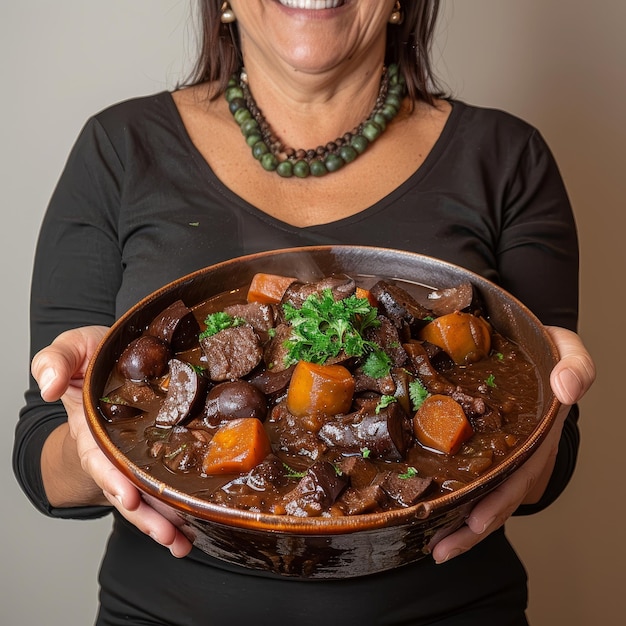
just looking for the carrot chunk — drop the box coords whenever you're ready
[202,418,271,474]
[419,311,491,364]
[286,361,355,423]
[247,273,297,304]
[413,394,474,455]
[355,286,378,308]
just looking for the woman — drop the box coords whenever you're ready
[14,1,595,624]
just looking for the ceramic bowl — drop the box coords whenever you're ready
[83,245,560,579]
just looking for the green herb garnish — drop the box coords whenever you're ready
[375,394,397,414]
[362,349,393,379]
[199,311,246,340]
[282,462,306,479]
[361,447,371,459]
[399,466,418,479]
[408,379,429,411]
[485,373,497,388]
[282,289,386,371]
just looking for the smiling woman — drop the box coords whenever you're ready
[12,0,595,625]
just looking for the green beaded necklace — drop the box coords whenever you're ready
[224,64,407,178]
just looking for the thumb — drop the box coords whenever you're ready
[31,326,110,401]
[546,326,596,406]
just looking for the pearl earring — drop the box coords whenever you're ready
[220,1,236,24]
[389,1,403,25]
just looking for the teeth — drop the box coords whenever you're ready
[278,0,343,9]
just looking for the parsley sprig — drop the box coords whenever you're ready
[199,311,245,340]
[282,289,390,376]
[408,379,429,411]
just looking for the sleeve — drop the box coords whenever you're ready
[497,128,581,515]
[13,117,125,519]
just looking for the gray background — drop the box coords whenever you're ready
[2,2,624,624]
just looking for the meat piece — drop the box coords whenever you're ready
[280,274,356,310]
[246,453,288,491]
[352,369,396,395]
[262,323,294,372]
[147,299,201,352]
[404,341,487,419]
[364,315,408,367]
[336,455,379,489]
[338,484,387,515]
[200,324,263,381]
[283,461,348,517]
[369,280,434,336]
[223,301,276,333]
[375,470,433,507]
[156,359,208,426]
[266,401,327,460]
[318,402,412,461]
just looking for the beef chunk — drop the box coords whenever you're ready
[283,461,348,517]
[263,323,294,372]
[336,455,379,489]
[246,454,288,491]
[223,301,276,333]
[200,325,262,381]
[266,401,327,460]
[338,484,388,515]
[376,470,434,507]
[364,315,408,367]
[280,275,356,310]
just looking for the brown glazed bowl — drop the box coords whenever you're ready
[83,246,560,579]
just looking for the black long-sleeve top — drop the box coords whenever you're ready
[14,94,580,625]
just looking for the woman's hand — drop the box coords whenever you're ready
[32,326,193,558]
[430,326,596,564]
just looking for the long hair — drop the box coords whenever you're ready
[184,1,444,105]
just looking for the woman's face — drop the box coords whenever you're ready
[228,0,396,76]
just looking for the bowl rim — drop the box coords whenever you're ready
[84,245,561,535]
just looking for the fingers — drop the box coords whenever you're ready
[102,491,193,557]
[80,430,193,558]
[546,326,596,405]
[31,325,109,401]
[431,466,533,564]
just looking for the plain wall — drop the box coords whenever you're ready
[2,2,623,625]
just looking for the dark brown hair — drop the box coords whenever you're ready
[185,1,444,105]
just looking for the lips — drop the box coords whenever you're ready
[277,0,344,9]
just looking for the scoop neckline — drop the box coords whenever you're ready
[164,93,465,232]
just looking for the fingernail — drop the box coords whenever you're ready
[475,515,496,535]
[39,368,56,397]
[435,548,462,564]
[103,491,124,508]
[556,368,583,405]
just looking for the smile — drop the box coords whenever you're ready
[277,0,344,9]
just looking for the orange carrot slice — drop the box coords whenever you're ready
[247,273,297,304]
[419,311,491,364]
[355,286,378,308]
[286,361,355,422]
[413,394,474,455]
[202,418,271,474]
